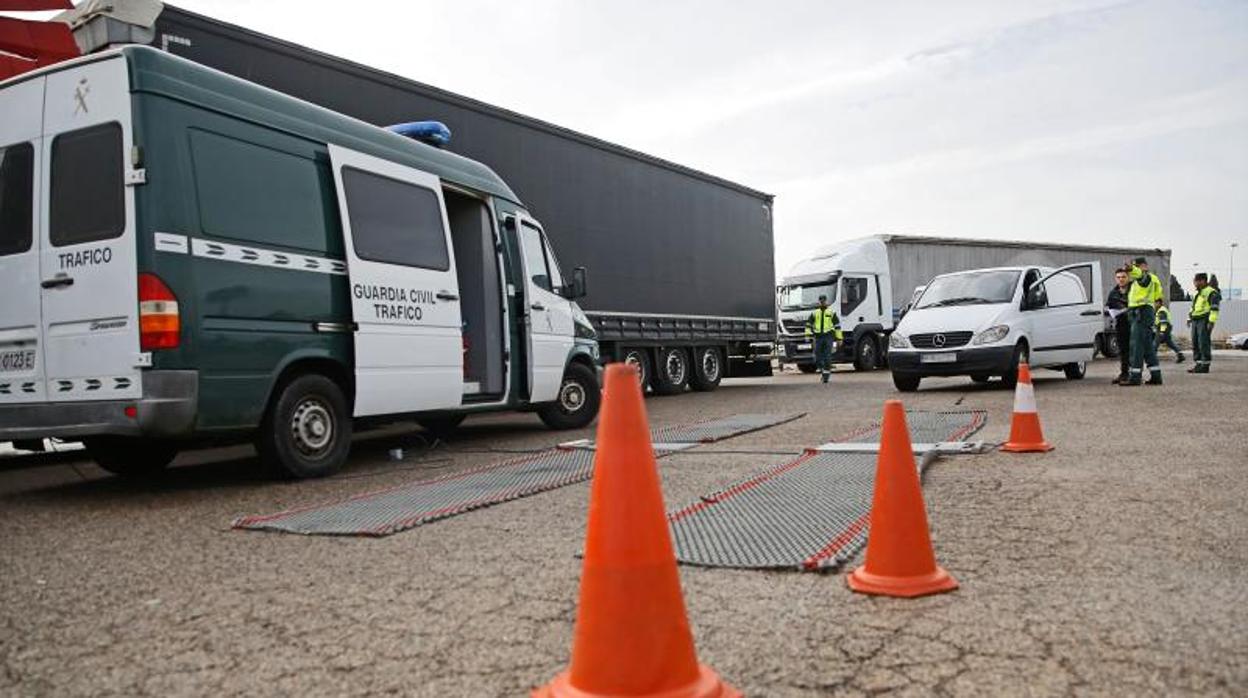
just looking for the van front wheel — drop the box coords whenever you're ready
[257,374,352,479]
[538,363,601,430]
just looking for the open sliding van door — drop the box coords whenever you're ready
[328,145,463,416]
[1026,261,1103,366]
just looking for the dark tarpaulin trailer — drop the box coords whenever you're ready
[147,5,776,377]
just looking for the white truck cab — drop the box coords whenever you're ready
[776,238,891,371]
[887,262,1103,391]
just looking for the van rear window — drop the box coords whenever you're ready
[341,168,449,270]
[50,123,125,247]
[0,142,34,257]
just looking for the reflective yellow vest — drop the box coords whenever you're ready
[806,307,843,339]
[1191,286,1221,324]
[1154,306,1171,332]
[1127,265,1163,308]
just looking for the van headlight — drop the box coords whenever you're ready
[571,305,597,340]
[972,325,1010,345]
[889,333,910,349]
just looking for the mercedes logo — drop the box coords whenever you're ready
[932,333,947,348]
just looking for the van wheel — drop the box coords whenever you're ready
[538,363,601,430]
[652,347,691,395]
[893,372,921,392]
[1064,362,1087,380]
[1103,333,1120,358]
[257,374,351,479]
[853,335,878,371]
[689,347,723,392]
[1001,343,1030,389]
[417,414,466,437]
[85,437,178,478]
[621,348,651,391]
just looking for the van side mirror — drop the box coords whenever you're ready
[566,266,588,299]
[1023,286,1043,310]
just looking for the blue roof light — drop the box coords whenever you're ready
[387,121,452,148]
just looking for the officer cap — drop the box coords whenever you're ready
[1133,256,1147,265]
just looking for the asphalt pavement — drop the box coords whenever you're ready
[1,354,1245,697]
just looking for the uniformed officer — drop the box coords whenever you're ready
[1106,268,1132,384]
[1121,256,1163,386]
[1153,299,1185,363]
[1188,272,1221,374]
[805,294,843,384]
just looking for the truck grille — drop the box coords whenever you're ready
[909,331,973,349]
[781,319,806,335]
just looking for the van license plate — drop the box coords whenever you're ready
[0,349,37,373]
[920,352,957,364]
[797,343,812,351]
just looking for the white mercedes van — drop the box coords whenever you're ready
[887,263,1102,391]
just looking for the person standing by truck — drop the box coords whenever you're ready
[1188,272,1221,374]
[1153,299,1185,363]
[1121,257,1164,386]
[1106,268,1132,384]
[806,295,843,384]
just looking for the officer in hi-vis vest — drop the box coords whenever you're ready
[1121,256,1163,386]
[1153,299,1184,363]
[1188,272,1221,374]
[805,295,843,384]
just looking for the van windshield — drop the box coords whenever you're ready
[780,281,837,310]
[916,270,1020,309]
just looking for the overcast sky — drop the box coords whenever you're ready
[12,0,1248,293]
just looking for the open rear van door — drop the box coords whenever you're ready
[0,78,45,404]
[1026,261,1102,365]
[328,145,463,416]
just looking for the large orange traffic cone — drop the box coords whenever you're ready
[846,400,959,598]
[1000,362,1054,452]
[533,364,739,698]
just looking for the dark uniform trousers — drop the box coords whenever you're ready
[1128,305,1159,377]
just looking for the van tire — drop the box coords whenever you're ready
[1001,342,1030,389]
[689,347,723,392]
[652,347,690,395]
[538,362,601,430]
[257,374,352,479]
[85,437,178,478]
[853,335,878,371]
[417,414,466,437]
[1064,362,1087,380]
[621,348,651,391]
[893,373,921,392]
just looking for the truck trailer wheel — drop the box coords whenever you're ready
[85,437,179,478]
[689,347,723,392]
[853,335,879,371]
[538,362,601,430]
[652,347,691,395]
[892,372,921,392]
[257,374,352,479]
[620,348,651,390]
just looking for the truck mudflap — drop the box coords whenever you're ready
[0,370,197,441]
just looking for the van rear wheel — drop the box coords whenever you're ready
[257,374,351,479]
[85,437,178,478]
[538,362,601,430]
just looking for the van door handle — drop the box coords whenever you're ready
[436,290,459,301]
[41,276,74,289]
[1080,310,1101,316]
[530,302,546,311]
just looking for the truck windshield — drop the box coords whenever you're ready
[916,270,1020,309]
[780,282,837,310]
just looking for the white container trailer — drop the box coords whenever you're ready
[776,235,1170,371]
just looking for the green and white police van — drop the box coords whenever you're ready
[0,47,600,478]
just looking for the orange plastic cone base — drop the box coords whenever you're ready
[846,400,958,599]
[533,665,741,698]
[533,363,739,698]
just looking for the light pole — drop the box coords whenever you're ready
[1231,243,1239,302]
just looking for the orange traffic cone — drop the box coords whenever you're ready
[846,400,959,598]
[1001,362,1053,452]
[533,364,740,698]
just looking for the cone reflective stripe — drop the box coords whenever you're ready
[533,364,739,698]
[847,400,958,598]
[1001,362,1053,452]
